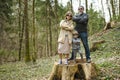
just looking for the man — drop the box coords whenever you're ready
[69,6,91,63]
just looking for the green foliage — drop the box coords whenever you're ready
[0,0,13,20]
[35,0,67,25]
[115,15,120,21]
[88,9,105,35]
[57,5,68,20]
[0,48,18,62]
[35,0,69,57]
[0,0,13,36]
[99,61,115,67]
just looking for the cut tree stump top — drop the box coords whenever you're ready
[48,58,98,80]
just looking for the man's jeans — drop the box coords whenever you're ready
[79,32,91,60]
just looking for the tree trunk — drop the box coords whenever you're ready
[107,0,112,20]
[85,0,88,13]
[54,0,58,55]
[32,0,36,62]
[70,0,73,13]
[45,0,49,57]
[48,13,52,56]
[90,40,106,52]
[104,22,112,30]
[101,0,105,17]
[18,0,22,61]
[48,59,98,80]
[103,0,112,30]
[18,16,25,60]
[24,0,31,62]
[79,0,81,7]
[118,0,120,20]
[110,0,116,18]
[108,7,112,20]
[47,0,52,56]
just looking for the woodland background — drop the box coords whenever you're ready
[0,0,119,63]
[0,0,120,79]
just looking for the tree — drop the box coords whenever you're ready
[45,0,49,57]
[18,0,22,61]
[101,0,105,17]
[54,0,59,55]
[48,60,98,80]
[85,0,88,13]
[110,0,116,18]
[118,0,120,20]
[103,0,112,30]
[36,0,48,57]
[0,0,12,20]
[107,0,112,20]
[45,0,53,56]
[88,8,105,35]
[24,0,31,62]
[70,0,73,13]
[79,0,81,7]
[0,0,72,63]
[0,0,12,47]
[32,0,36,62]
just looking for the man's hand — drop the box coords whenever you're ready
[72,15,81,22]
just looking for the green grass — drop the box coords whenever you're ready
[0,56,59,80]
[90,24,120,79]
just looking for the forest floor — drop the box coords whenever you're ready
[88,22,120,80]
[0,23,120,80]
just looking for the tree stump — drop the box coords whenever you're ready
[104,22,112,30]
[48,58,98,80]
[90,40,105,52]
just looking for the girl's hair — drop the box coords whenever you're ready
[65,11,73,20]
